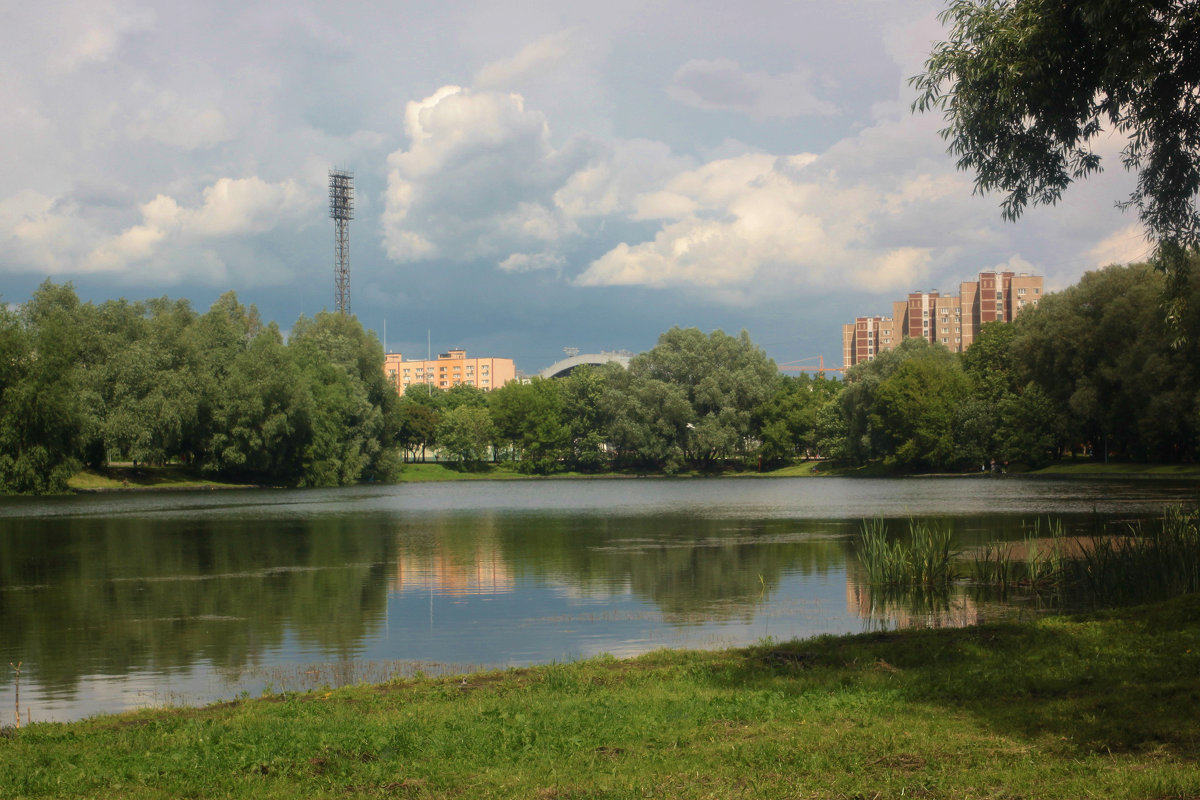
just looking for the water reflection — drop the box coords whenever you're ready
[0,514,395,692]
[0,476,1194,721]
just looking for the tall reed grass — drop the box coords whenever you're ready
[971,517,1067,592]
[857,517,956,586]
[1064,507,1200,606]
[969,509,1199,608]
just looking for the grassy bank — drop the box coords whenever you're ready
[67,465,256,492]
[63,458,1200,493]
[4,597,1199,799]
[1032,462,1200,478]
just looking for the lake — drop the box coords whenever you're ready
[1,475,1195,723]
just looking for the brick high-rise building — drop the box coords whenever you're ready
[841,271,1043,370]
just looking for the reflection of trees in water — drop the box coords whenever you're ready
[482,515,852,622]
[0,514,395,691]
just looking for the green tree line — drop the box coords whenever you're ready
[0,281,401,493]
[415,260,1200,474]
[4,260,1199,493]
[834,259,1200,470]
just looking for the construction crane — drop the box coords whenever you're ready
[778,356,844,377]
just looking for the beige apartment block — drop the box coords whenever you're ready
[384,348,516,394]
[842,271,1043,369]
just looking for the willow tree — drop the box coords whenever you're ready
[913,0,1200,310]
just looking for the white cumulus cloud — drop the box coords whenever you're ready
[78,176,315,279]
[383,85,598,265]
[573,138,961,296]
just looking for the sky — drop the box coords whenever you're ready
[1,0,1154,374]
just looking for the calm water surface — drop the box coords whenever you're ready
[1,475,1195,722]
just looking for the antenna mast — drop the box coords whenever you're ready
[329,168,354,314]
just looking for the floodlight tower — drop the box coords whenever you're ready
[329,168,354,314]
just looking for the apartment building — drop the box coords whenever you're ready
[841,271,1043,369]
[384,348,516,394]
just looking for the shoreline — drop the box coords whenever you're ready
[59,460,1200,495]
[4,595,1197,798]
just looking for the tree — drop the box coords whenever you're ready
[1010,262,1200,461]
[288,312,400,485]
[871,349,972,471]
[559,365,613,471]
[396,400,440,462]
[838,340,927,464]
[913,0,1200,272]
[0,282,87,493]
[624,327,777,467]
[755,374,842,465]
[437,405,496,466]
[601,376,692,473]
[487,379,568,472]
[204,323,311,482]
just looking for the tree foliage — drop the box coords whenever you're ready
[0,283,85,493]
[0,283,403,492]
[606,328,778,471]
[1011,260,1200,461]
[913,0,1200,260]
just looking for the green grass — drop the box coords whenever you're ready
[67,466,256,492]
[1033,462,1200,477]
[65,458,1200,492]
[396,463,625,482]
[3,596,1199,798]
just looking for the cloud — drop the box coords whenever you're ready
[573,125,976,297]
[379,81,1022,301]
[0,191,99,274]
[83,177,313,276]
[499,252,566,273]
[43,0,154,73]
[383,85,598,264]
[667,58,838,120]
[1086,223,1153,268]
[474,30,580,90]
[126,89,232,150]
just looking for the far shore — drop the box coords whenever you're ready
[58,459,1200,494]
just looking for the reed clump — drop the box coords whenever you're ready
[970,509,1199,607]
[971,542,1016,589]
[973,518,1067,590]
[1065,507,1200,606]
[857,517,956,587]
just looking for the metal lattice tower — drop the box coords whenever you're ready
[329,169,354,314]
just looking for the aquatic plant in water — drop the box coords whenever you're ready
[1066,507,1200,606]
[857,517,956,587]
